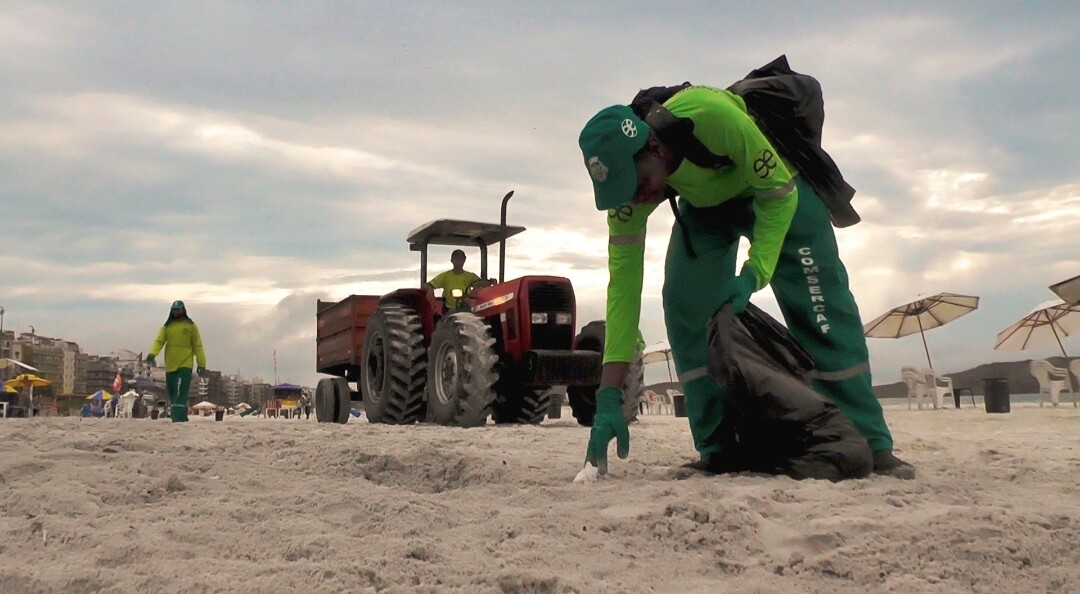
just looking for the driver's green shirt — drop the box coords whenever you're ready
[428,269,480,308]
[603,86,798,363]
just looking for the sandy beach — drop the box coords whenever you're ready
[0,403,1077,594]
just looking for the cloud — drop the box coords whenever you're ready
[1,2,1077,388]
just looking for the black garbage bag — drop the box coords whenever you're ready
[706,303,873,481]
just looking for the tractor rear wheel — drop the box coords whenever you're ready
[426,313,499,427]
[567,321,644,426]
[361,305,427,424]
[492,386,553,425]
[331,378,351,424]
[315,378,335,423]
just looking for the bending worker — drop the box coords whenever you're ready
[146,300,207,423]
[427,249,480,310]
[577,83,914,479]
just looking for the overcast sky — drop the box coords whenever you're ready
[2,2,1077,389]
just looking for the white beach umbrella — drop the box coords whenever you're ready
[643,340,674,381]
[192,401,218,410]
[994,299,1080,358]
[863,292,980,369]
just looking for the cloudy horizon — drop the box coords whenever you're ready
[2,2,1077,389]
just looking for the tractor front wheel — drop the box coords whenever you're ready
[426,313,499,427]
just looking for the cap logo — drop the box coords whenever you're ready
[621,118,638,137]
[587,156,608,182]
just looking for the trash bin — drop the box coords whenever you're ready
[214,409,225,422]
[982,377,1010,413]
[672,393,687,417]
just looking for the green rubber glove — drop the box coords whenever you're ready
[585,387,630,475]
[717,268,758,314]
[197,366,207,376]
[146,354,156,366]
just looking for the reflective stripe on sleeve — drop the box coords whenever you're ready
[753,179,796,200]
[609,232,646,246]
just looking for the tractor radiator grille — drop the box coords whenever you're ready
[528,281,575,350]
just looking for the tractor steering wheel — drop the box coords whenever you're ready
[465,278,493,297]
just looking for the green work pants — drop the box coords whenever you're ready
[662,176,893,456]
[166,367,192,423]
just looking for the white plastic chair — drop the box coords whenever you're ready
[643,390,658,414]
[1030,360,1069,407]
[901,366,931,410]
[114,394,137,419]
[651,390,669,415]
[922,369,954,409]
[1069,360,1080,407]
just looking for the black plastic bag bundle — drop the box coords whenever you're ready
[706,303,873,481]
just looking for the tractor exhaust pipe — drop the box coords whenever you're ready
[499,190,514,283]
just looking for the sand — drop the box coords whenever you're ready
[0,403,1077,594]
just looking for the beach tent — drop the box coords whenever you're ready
[192,401,217,417]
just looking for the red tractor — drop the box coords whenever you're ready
[315,192,641,427]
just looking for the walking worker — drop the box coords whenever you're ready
[146,300,207,423]
[577,73,914,479]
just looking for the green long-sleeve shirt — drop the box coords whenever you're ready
[149,318,207,372]
[604,86,798,363]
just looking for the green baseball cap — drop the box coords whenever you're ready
[171,300,185,310]
[578,105,650,211]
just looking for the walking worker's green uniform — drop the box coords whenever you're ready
[147,301,207,423]
[581,86,893,461]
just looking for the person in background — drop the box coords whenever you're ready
[426,249,481,310]
[146,300,207,423]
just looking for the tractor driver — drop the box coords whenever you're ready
[426,249,481,310]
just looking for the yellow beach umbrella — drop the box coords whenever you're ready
[86,390,114,401]
[3,384,15,393]
[4,373,51,413]
[5,373,51,390]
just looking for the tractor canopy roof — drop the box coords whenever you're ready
[406,219,526,249]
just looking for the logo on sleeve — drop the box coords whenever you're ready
[621,119,638,137]
[753,149,777,179]
[608,204,634,222]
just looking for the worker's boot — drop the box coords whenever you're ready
[872,448,915,479]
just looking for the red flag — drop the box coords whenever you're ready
[112,370,122,393]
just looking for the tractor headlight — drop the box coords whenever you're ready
[531,312,549,324]
[451,289,464,298]
[554,313,572,325]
